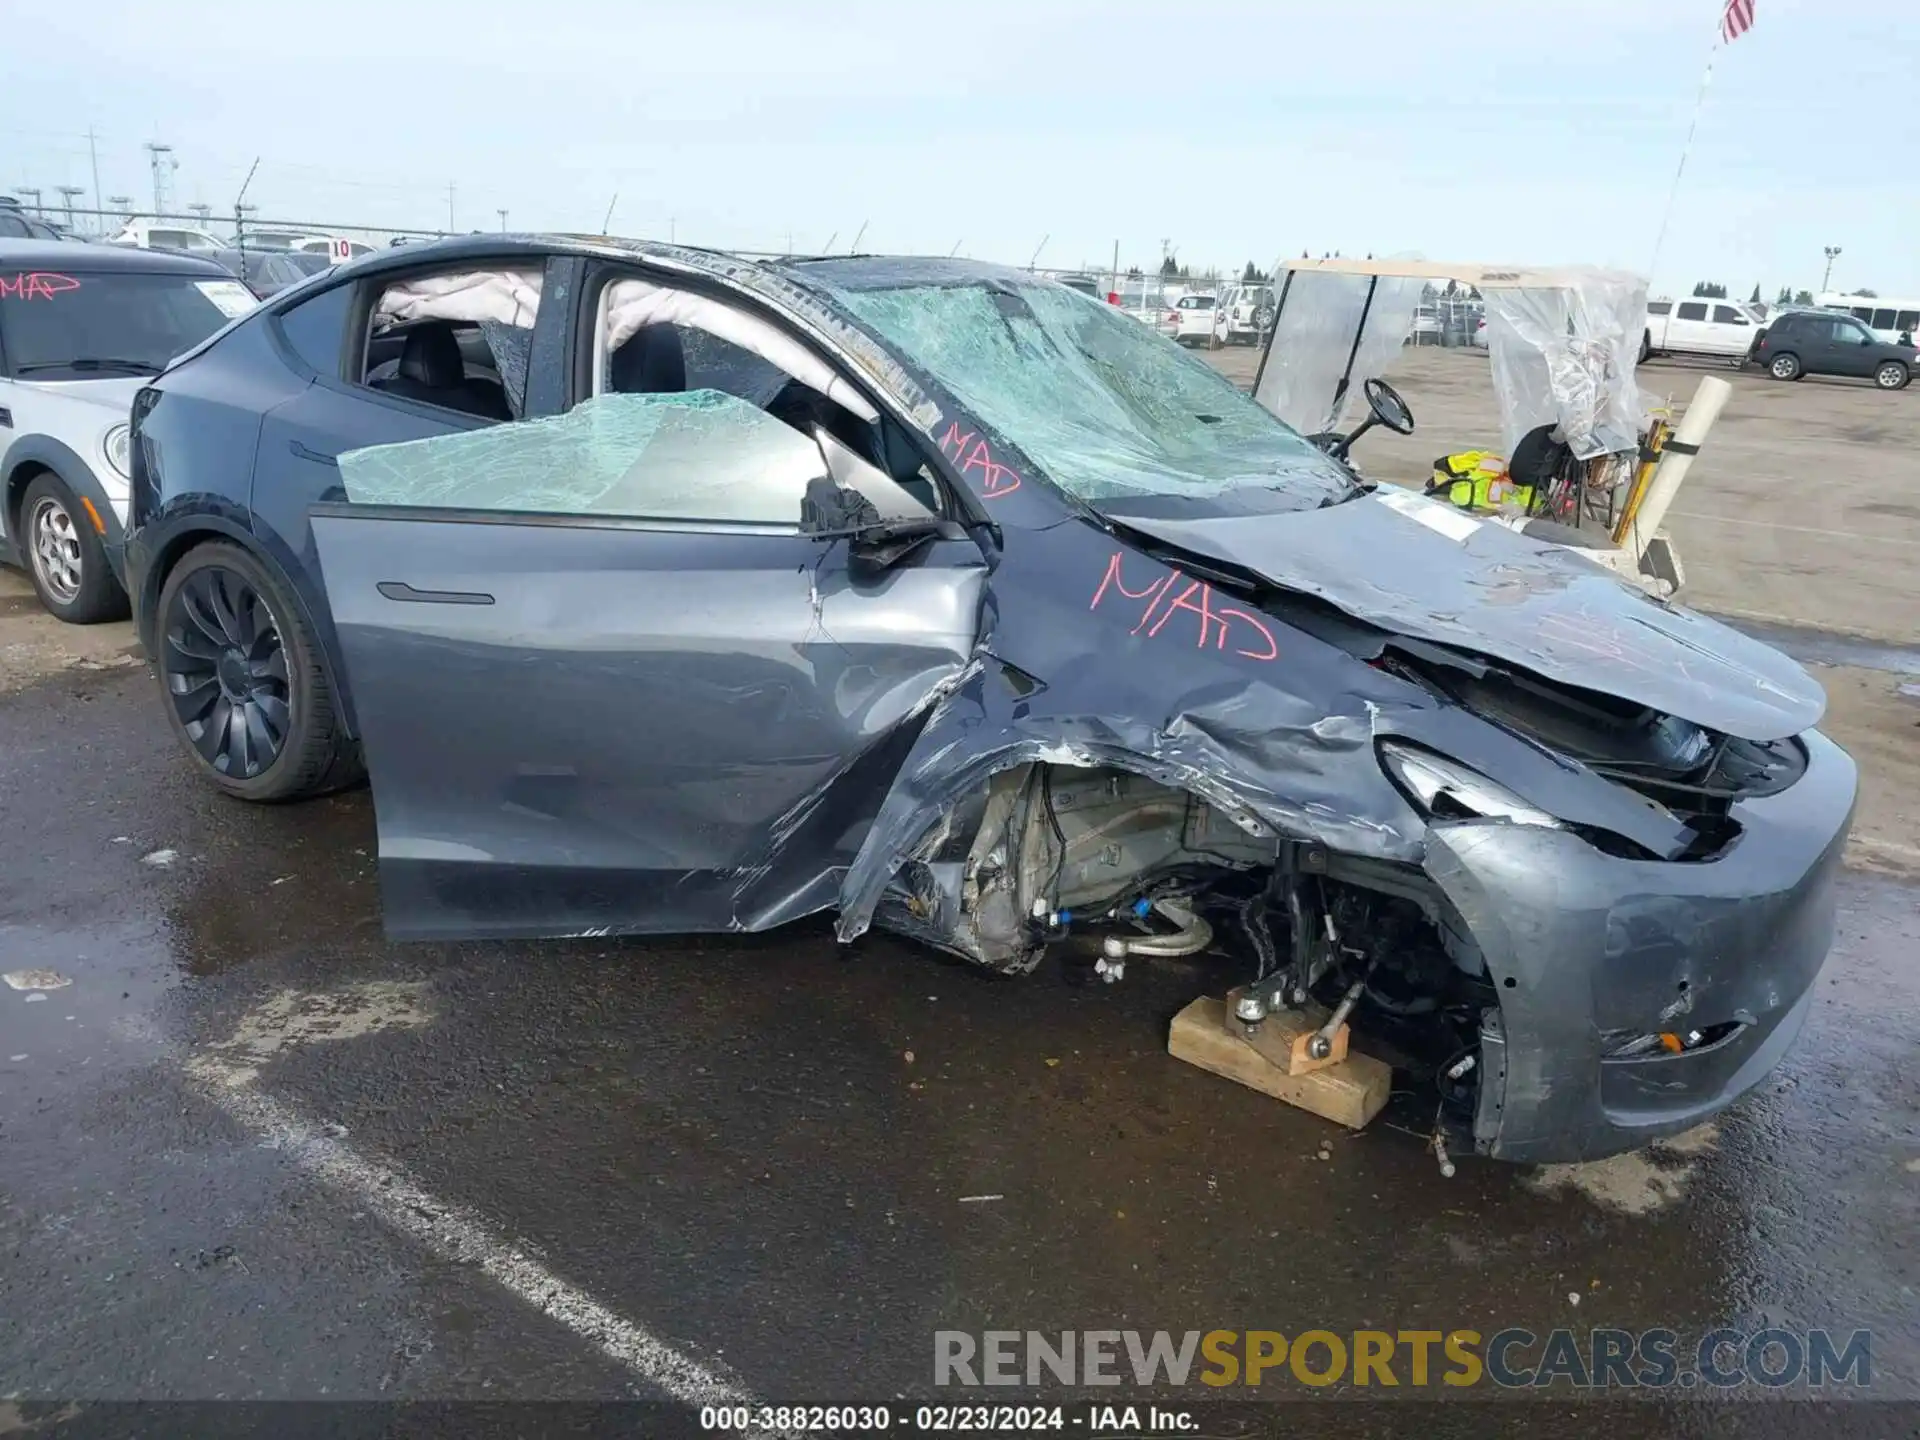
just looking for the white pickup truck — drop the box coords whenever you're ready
[1642,299,1761,361]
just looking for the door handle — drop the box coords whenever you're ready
[289,440,339,466]
[376,581,495,605]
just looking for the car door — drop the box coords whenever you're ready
[1828,316,1880,376]
[1709,304,1752,356]
[306,270,989,942]
[1669,300,1710,351]
[251,254,569,730]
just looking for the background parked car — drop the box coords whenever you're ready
[1751,310,1917,389]
[1213,283,1274,345]
[0,198,72,243]
[108,219,229,254]
[1167,291,1218,346]
[0,240,254,621]
[205,247,332,298]
[1642,298,1761,360]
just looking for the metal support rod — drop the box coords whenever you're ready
[1308,958,1375,1060]
[1250,269,1296,397]
[1331,274,1381,421]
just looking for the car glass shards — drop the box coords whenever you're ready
[337,390,829,525]
[831,275,1350,512]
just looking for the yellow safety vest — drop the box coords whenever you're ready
[1430,451,1536,512]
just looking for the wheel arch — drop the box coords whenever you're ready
[3,458,54,544]
[141,520,359,740]
[3,436,115,548]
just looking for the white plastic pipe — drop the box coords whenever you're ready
[1627,374,1732,561]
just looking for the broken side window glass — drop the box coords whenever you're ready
[337,390,830,525]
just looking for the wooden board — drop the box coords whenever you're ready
[1169,996,1392,1132]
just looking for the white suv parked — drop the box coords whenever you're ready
[1,241,254,621]
[1166,292,1219,347]
[1643,299,1761,361]
[1213,283,1275,346]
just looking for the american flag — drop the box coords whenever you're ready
[1722,0,1755,43]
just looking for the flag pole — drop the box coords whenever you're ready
[1646,10,1729,284]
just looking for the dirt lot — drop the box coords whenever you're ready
[1205,344,1920,876]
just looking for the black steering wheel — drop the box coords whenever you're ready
[1364,376,1415,435]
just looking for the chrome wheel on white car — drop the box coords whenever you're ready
[17,473,129,625]
[27,493,83,606]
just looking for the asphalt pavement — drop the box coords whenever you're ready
[2,657,1917,1435]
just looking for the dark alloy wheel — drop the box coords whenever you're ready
[162,563,291,780]
[154,542,363,802]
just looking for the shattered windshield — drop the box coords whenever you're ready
[821,269,1353,515]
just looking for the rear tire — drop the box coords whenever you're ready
[19,473,129,625]
[1875,361,1910,390]
[154,541,363,802]
[1639,333,1652,364]
[1769,353,1803,381]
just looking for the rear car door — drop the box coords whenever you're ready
[1669,300,1710,351]
[306,267,989,941]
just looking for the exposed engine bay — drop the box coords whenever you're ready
[876,759,1497,1149]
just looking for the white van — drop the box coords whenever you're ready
[1643,299,1761,360]
[108,219,227,255]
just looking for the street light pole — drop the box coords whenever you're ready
[497,208,508,233]
[55,186,85,230]
[1822,246,1842,294]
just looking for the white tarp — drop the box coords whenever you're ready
[1254,268,1426,436]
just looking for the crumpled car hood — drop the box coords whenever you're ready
[1110,487,1826,742]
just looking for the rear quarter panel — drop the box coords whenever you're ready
[127,317,307,643]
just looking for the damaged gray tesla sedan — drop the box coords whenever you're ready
[124,238,1856,1165]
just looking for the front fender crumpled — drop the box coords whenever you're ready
[835,650,1427,947]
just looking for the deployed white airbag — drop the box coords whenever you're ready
[602,279,878,422]
[375,269,543,329]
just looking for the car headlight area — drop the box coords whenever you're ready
[1379,740,1565,829]
[103,423,133,479]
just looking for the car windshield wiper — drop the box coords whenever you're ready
[14,358,162,375]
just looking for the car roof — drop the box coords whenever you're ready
[0,238,233,275]
[302,236,1077,319]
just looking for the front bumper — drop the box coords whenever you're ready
[1424,730,1857,1164]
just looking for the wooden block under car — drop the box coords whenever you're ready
[1168,995,1391,1132]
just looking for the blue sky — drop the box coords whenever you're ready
[5,0,1914,297]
